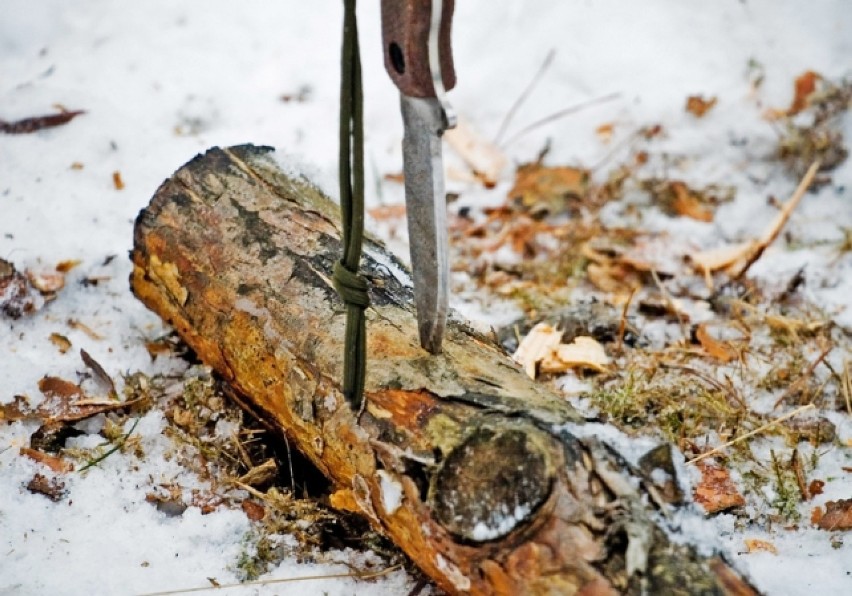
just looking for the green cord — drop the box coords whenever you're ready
[333,0,369,410]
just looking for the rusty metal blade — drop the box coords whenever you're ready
[400,95,449,354]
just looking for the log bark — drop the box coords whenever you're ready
[131,145,757,596]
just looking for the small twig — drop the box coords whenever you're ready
[134,563,405,596]
[615,287,637,354]
[790,448,810,501]
[772,343,833,409]
[493,49,556,144]
[686,404,815,464]
[283,433,296,494]
[649,269,687,339]
[499,92,621,148]
[732,160,820,280]
[78,417,140,472]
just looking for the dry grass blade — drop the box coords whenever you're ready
[731,160,820,279]
[771,343,832,409]
[134,563,405,596]
[500,92,621,148]
[844,358,852,416]
[687,404,815,464]
[493,48,556,144]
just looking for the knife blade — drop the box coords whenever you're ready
[381,0,456,354]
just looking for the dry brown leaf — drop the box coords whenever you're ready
[816,499,852,531]
[596,122,615,143]
[20,447,74,473]
[112,171,125,190]
[693,461,746,514]
[670,181,715,222]
[80,348,117,397]
[367,204,407,221]
[70,162,84,170]
[56,259,82,273]
[695,323,737,363]
[808,479,825,497]
[787,71,822,117]
[241,499,266,521]
[686,95,718,117]
[540,336,611,374]
[26,474,66,501]
[0,395,33,422]
[445,117,507,187]
[145,340,173,359]
[0,110,85,134]
[508,163,589,213]
[49,333,72,354]
[32,376,140,423]
[744,539,778,555]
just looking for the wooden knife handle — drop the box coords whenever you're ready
[381,0,456,97]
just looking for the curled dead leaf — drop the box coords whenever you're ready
[744,539,777,555]
[686,95,718,118]
[540,336,611,374]
[27,270,66,294]
[509,163,589,215]
[695,323,738,363]
[49,333,72,354]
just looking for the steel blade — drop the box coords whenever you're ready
[400,94,449,354]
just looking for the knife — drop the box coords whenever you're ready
[381,0,456,354]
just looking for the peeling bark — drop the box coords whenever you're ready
[131,145,758,596]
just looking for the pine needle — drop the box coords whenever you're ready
[134,563,404,596]
[686,404,815,464]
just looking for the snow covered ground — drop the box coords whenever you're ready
[2,1,850,594]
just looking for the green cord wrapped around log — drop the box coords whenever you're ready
[131,144,758,596]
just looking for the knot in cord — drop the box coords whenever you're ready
[333,260,370,309]
[336,0,368,410]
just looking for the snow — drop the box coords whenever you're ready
[2,0,851,594]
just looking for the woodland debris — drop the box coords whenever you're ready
[815,499,852,531]
[0,258,43,318]
[0,109,85,134]
[508,163,589,215]
[693,462,746,514]
[512,322,610,378]
[685,95,718,118]
[689,161,819,281]
[640,179,733,222]
[26,473,66,501]
[695,323,739,363]
[49,333,72,354]
[20,447,75,473]
[743,539,777,555]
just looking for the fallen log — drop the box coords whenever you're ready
[131,145,757,595]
